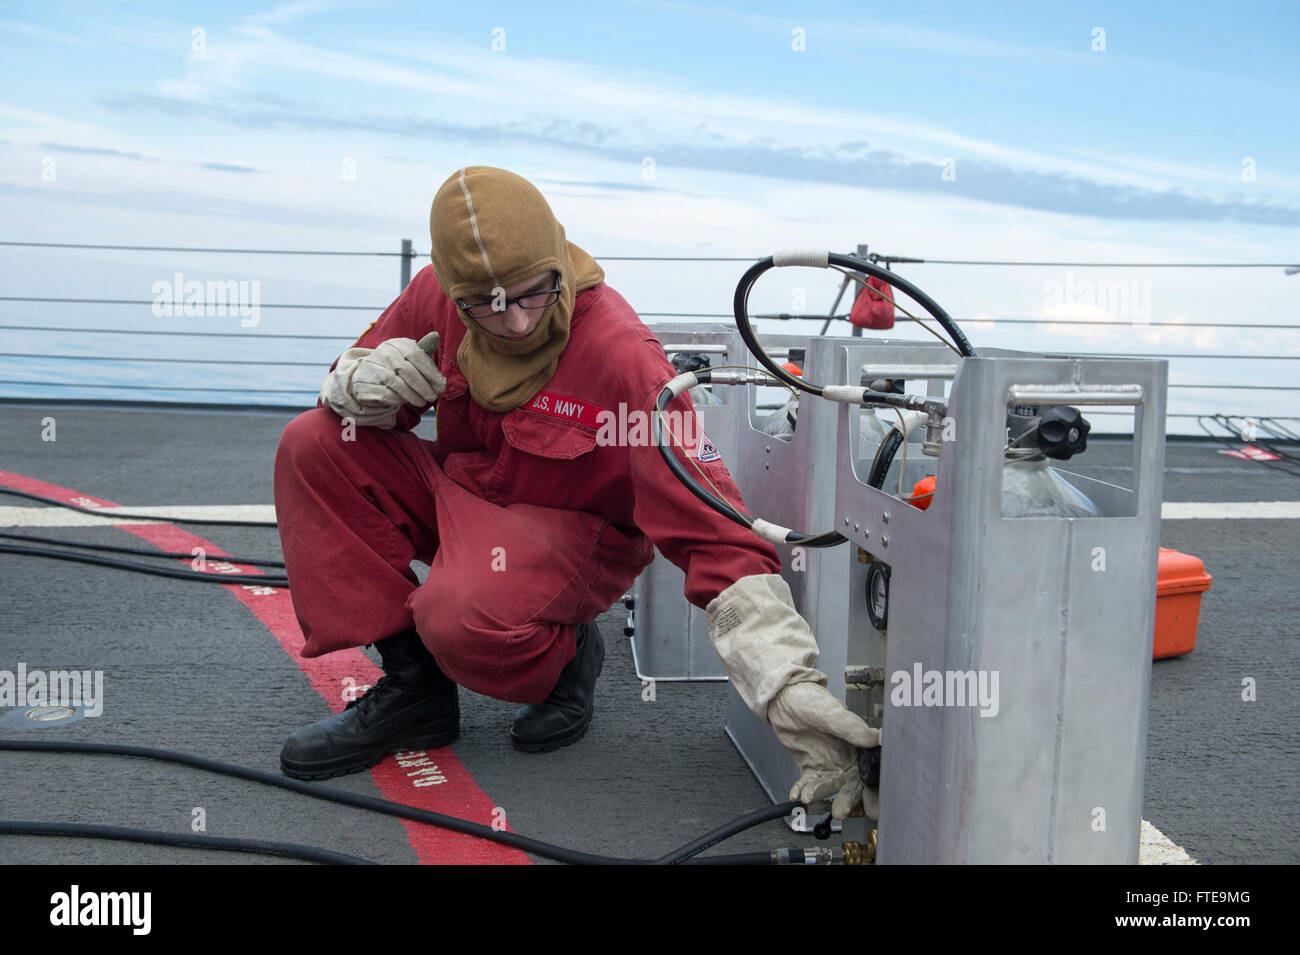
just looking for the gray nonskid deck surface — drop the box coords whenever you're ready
[0,403,1296,863]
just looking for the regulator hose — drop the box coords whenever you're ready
[867,430,905,490]
[652,379,845,548]
[733,251,976,399]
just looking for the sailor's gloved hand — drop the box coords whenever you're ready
[770,682,880,819]
[320,332,445,429]
[706,573,881,820]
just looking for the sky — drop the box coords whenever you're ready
[1,0,1298,434]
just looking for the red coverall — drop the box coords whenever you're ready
[274,265,781,703]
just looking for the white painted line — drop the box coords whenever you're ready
[1139,819,1197,865]
[5,500,1294,526]
[0,505,277,527]
[1162,500,1300,520]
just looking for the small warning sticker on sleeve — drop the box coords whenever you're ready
[696,431,722,462]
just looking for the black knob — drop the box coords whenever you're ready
[1036,405,1090,460]
[858,745,881,788]
[670,352,711,374]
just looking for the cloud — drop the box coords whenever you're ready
[31,141,256,173]
[0,18,96,47]
[100,91,1300,226]
[38,141,152,160]
[246,1,338,27]
[199,162,260,173]
[536,178,696,196]
[87,11,1295,226]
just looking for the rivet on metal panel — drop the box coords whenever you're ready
[881,511,890,524]
[881,535,889,547]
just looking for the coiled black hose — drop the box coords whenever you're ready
[733,251,976,400]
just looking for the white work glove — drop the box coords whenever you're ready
[320,332,445,429]
[706,573,881,819]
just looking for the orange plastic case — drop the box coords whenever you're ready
[1153,547,1212,659]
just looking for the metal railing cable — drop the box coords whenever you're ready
[4,240,1298,415]
[3,240,1296,268]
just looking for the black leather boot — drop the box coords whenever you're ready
[510,621,604,752]
[280,628,459,780]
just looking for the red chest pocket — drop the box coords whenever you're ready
[489,411,601,509]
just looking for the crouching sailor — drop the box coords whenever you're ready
[272,166,878,820]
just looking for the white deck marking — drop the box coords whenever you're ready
[1,505,277,526]
[4,500,1296,527]
[1139,819,1197,865]
[1161,500,1300,519]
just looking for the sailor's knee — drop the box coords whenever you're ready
[409,583,496,676]
[275,407,345,475]
[409,584,462,656]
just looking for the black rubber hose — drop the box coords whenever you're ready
[1197,416,1300,478]
[1219,415,1300,465]
[686,851,777,865]
[651,382,753,529]
[0,543,288,587]
[733,252,976,400]
[654,803,806,864]
[1261,417,1300,442]
[0,486,278,527]
[867,430,905,489]
[0,739,799,866]
[0,820,375,865]
[0,530,285,568]
[652,382,846,548]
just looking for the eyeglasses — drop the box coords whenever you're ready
[458,278,562,320]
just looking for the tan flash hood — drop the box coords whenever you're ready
[429,166,604,412]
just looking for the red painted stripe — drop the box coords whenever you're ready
[0,469,530,865]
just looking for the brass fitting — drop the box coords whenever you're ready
[842,829,879,865]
